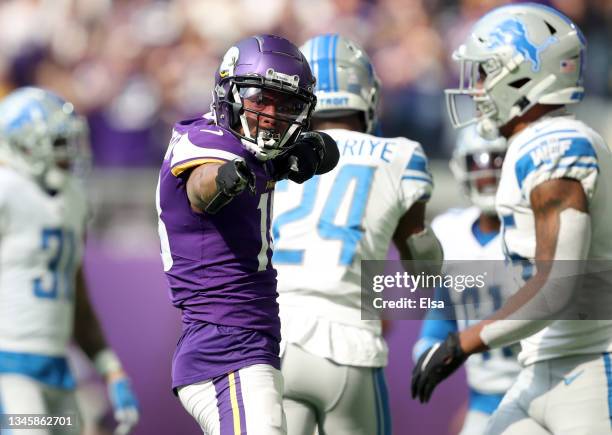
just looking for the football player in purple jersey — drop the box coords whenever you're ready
[156,34,339,435]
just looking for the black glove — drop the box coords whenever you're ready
[205,159,255,214]
[411,332,468,403]
[313,131,339,175]
[272,131,326,184]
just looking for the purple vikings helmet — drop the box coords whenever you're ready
[212,35,317,160]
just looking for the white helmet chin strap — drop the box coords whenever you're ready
[240,132,282,161]
[239,107,309,162]
[240,132,281,161]
[476,117,500,141]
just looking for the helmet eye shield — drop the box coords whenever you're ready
[238,86,311,121]
[466,150,505,172]
[464,150,505,194]
[50,129,89,172]
[217,75,316,160]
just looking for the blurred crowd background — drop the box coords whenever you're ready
[1,0,610,249]
[1,1,610,434]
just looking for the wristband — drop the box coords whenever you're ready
[94,348,123,376]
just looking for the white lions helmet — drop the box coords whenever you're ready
[301,34,381,134]
[446,3,586,138]
[0,87,89,191]
[450,125,507,215]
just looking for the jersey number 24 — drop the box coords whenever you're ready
[273,164,375,266]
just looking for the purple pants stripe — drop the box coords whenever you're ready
[214,370,247,434]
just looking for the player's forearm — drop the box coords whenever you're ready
[459,263,578,354]
[458,323,489,354]
[393,202,429,262]
[460,269,558,353]
[186,163,222,212]
[73,267,108,358]
[74,268,130,382]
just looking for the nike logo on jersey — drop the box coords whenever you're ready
[200,129,224,136]
[563,370,584,385]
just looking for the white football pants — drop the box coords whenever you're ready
[486,353,612,435]
[178,363,286,435]
[281,343,391,435]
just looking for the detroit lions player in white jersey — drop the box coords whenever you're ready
[413,125,521,434]
[411,4,612,434]
[0,87,138,435]
[274,34,441,435]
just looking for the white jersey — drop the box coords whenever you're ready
[0,166,87,357]
[496,113,612,365]
[274,128,433,367]
[429,207,521,394]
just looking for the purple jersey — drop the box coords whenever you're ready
[156,117,280,388]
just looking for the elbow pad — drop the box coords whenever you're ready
[406,226,444,275]
[406,226,444,263]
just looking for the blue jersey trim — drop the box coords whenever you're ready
[404,152,432,187]
[603,353,612,429]
[406,154,428,172]
[469,389,505,415]
[373,368,392,435]
[515,137,597,189]
[471,219,499,247]
[501,214,515,228]
[373,369,382,435]
[0,350,75,390]
[571,91,584,101]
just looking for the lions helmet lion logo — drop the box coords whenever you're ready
[486,19,557,72]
